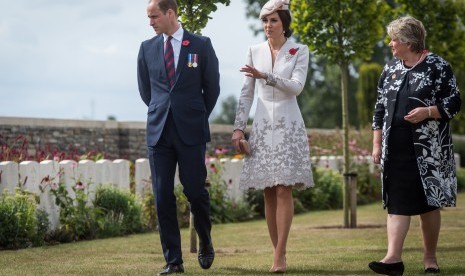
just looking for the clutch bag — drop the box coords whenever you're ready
[239,139,251,155]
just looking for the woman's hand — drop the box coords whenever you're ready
[404,107,430,124]
[372,130,382,164]
[240,65,266,79]
[232,129,245,153]
[372,146,382,164]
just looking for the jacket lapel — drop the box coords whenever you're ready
[154,35,167,80]
[174,31,190,87]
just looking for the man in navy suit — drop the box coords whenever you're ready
[137,0,220,274]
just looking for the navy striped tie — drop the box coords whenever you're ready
[164,36,175,88]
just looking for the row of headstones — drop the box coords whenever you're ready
[1,155,459,230]
[0,159,137,230]
[0,155,372,203]
[0,158,243,230]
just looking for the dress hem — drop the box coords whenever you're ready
[240,181,314,191]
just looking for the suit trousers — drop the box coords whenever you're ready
[147,112,212,265]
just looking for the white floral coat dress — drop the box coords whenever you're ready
[372,53,461,208]
[234,40,314,190]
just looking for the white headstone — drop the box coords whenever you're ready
[39,160,60,230]
[113,159,130,190]
[19,161,40,194]
[221,158,244,201]
[78,160,97,201]
[95,159,113,186]
[327,155,343,171]
[59,160,78,200]
[0,161,18,195]
[135,158,151,199]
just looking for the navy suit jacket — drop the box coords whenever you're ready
[137,31,220,146]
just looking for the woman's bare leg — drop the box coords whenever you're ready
[264,187,278,250]
[420,209,441,269]
[273,185,294,271]
[381,214,411,263]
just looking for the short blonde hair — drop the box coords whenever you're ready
[387,16,426,53]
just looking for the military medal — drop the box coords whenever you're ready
[188,53,193,67]
[192,54,198,68]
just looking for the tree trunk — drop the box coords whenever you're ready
[340,63,350,228]
[189,212,197,253]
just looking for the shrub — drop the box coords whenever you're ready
[94,185,143,236]
[295,167,343,211]
[245,189,264,218]
[207,159,257,223]
[0,189,38,249]
[33,208,50,246]
[140,182,157,231]
[351,159,382,205]
[42,177,103,242]
[174,184,190,228]
[245,168,343,217]
[207,160,230,223]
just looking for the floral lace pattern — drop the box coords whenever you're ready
[239,117,313,190]
[372,53,461,208]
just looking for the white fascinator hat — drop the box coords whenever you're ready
[259,0,290,18]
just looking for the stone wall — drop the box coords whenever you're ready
[0,117,141,160]
[0,117,253,161]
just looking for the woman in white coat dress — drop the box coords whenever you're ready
[231,0,314,273]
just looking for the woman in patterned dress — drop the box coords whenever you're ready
[231,0,314,273]
[369,16,461,275]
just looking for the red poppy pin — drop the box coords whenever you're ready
[182,40,190,46]
[285,47,299,61]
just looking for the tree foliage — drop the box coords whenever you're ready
[356,63,383,127]
[292,0,388,66]
[243,0,268,36]
[211,95,237,124]
[178,0,231,34]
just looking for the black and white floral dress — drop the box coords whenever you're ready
[234,40,314,190]
[372,53,461,210]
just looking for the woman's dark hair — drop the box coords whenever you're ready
[277,10,293,38]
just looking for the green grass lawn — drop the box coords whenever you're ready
[1,193,465,276]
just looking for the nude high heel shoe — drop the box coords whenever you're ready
[270,257,286,273]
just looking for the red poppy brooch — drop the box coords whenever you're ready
[285,47,299,61]
[182,40,190,46]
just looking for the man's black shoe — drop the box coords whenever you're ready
[198,243,215,269]
[158,264,184,275]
